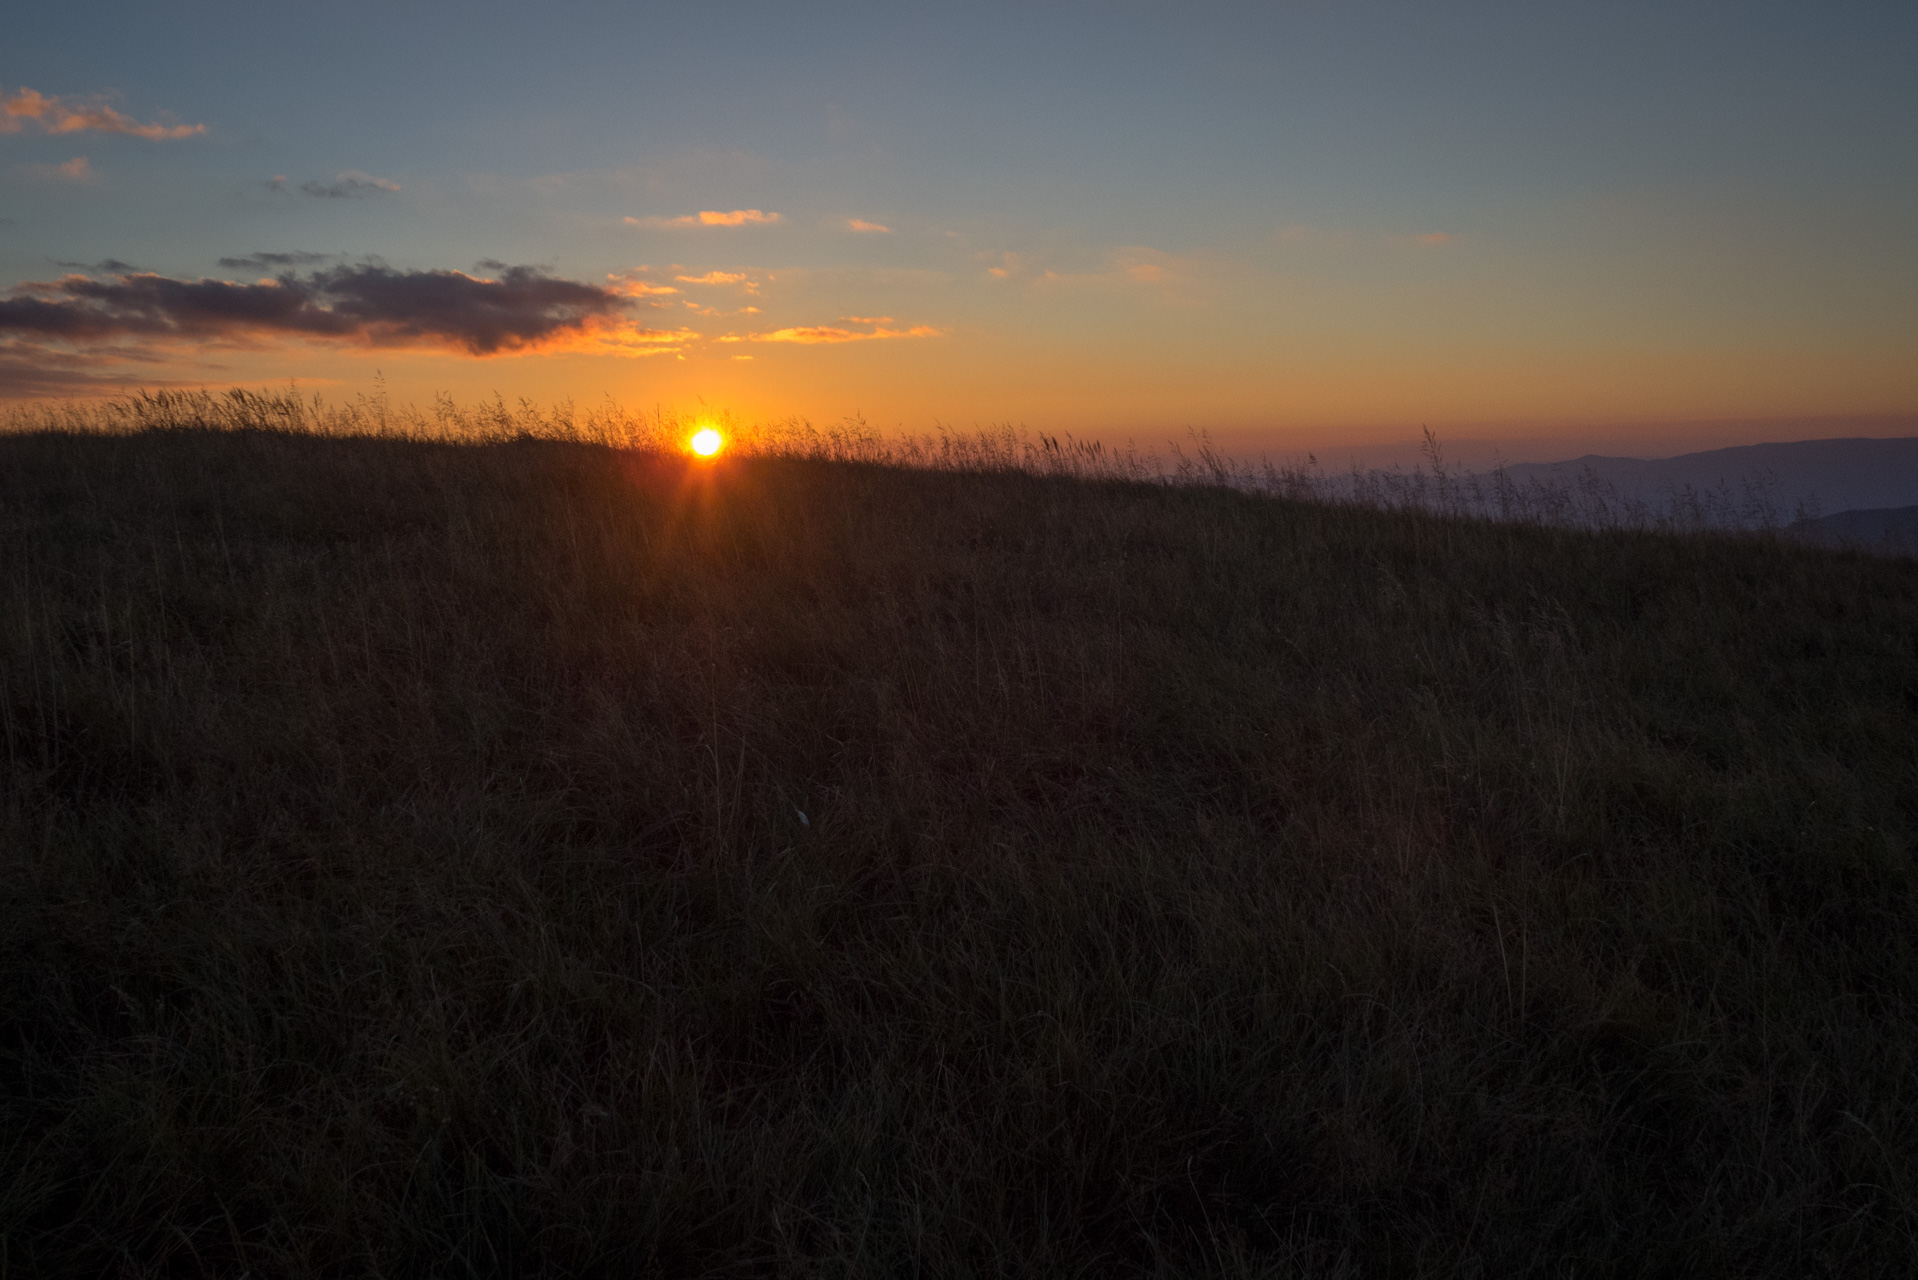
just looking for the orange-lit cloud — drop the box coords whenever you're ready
[1,86,205,139]
[749,322,940,344]
[984,251,1024,279]
[847,218,891,233]
[1113,247,1182,284]
[604,270,681,302]
[673,270,762,295]
[986,246,1193,291]
[624,209,782,229]
[1413,231,1457,246]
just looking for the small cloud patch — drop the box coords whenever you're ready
[1,86,204,139]
[750,321,939,345]
[299,171,401,199]
[217,251,336,271]
[57,257,144,274]
[847,219,890,233]
[624,209,782,229]
[23,155,95,183]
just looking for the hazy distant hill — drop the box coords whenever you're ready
[1792,504,1918,552]
[1491,437,1918,521]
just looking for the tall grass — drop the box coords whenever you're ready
[2,400,1916,1275]
[0,388,1849,537]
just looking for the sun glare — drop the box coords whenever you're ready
[690,428,724,457]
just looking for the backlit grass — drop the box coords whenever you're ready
[3,418,1915,1276]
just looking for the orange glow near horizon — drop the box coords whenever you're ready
[690,427,724,457]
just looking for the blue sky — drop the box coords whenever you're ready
[4,1,1915,459]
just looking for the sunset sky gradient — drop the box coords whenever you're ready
[4,1,1915,461]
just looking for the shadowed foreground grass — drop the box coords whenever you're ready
[3,428,1916,1277]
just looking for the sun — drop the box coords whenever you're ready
[690,427,724,457]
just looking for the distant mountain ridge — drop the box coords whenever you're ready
[1488,437,1918,521]
[1790,505,1918,552]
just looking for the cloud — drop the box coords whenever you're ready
[603,269,682,304]
[623,209,781,229]
[0,262,686,360]
[1,86,204,139]
[673,269,762,296]
[298,170,401,199]
[847,219,890,233]
[983,251,1025,279]
[1277,223,1460,250]
[1113,247,1179,284]
[22,155,95,183]
[749,321,939,344]
[984,246,1195,292]
[0,345,200,398]
[56,257,144,273]
[217,251,337,271]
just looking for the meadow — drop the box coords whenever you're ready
[3,394,1916,1276]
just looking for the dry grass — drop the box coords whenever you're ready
[3,405,1916,1276]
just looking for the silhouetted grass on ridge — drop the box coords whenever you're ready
[2,399,1916,1275]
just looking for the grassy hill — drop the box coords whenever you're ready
[3,425,1916,1277]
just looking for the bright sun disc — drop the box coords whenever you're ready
[690,428,723,457]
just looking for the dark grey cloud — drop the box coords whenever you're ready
[56,258,145,274]
[0,263,630,355]
[217,251,337,271]
[299,170,401,199]
[0,344,193,398]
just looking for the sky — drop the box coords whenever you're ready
[3,0,1916,462]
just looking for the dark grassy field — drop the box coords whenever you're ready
[3,425,1916,1277]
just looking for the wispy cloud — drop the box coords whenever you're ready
[624,209,782,229]
[0,262,689,360]
[0,344,200,398]
[984,251,1025,279]
[298,171,401,199]
[847,218,890,233]
[217,251,338,271]
[1111,247,1181,284]
[672,270,764,300]
[22,155,95,183]
[1276,223,1460,250]
[57,257,144,273]
[603,269,682,305]
[983,245,1196,292]
[0,86,204,139]
[747,321,939,344]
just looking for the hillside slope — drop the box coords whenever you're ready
[3,429,1916,1277]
